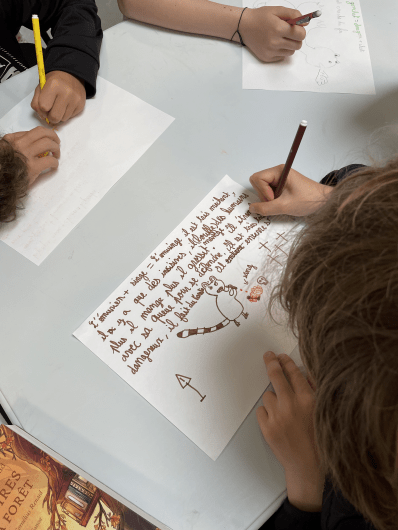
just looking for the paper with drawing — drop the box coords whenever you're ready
[0,77,174,265]
[243,0,375,94]
[74,176,299,460]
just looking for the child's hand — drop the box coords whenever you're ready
[249,165,332,216]
[4,127,60,185]
[257,352,324,512]
[239,7,306,62]
[31,71,86,125]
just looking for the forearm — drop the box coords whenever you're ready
[118,0,244,42]
[36,0,103,98]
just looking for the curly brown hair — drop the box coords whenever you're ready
[273,159,398,530]
[0,136,29,223]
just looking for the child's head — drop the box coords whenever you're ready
[275,160,398,530]
[0,136,29,223]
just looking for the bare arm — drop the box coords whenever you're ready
[118,0,244,41]
[117,0,306,63]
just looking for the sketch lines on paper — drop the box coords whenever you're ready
[301,28,340,85]
[176,374,206,402]
[252,0,340,85]
[177,276,249,338]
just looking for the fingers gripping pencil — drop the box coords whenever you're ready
[286,10,322,26]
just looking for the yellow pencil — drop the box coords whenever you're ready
[32,14,50,126]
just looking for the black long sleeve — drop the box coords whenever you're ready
[0,0,102,97]
[261,477,375,530]
[264,496,321,529]
[320,164,366,187]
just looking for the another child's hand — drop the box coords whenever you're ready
[4,127,60,185]
[257,352,324,512]
[249,165,332,216]
[239,7,306,62]
[31,71,86,125]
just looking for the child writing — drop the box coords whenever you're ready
[0,0,102,222]
[0,0,102,124]
[248,161,398,529]
[117,0,306,63]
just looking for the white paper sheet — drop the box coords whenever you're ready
[243,0,375,94]
[0,77,174,264]
[74,176,299,460]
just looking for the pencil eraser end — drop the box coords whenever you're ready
[314,10,322,17]
[301,120,308,126]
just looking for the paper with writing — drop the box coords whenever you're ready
[243,0,375,94]
[0,77,174,265]
[74,176,299,460]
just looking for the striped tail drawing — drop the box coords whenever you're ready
[177,319,230,338]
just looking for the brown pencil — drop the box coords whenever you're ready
[273,120,307,199]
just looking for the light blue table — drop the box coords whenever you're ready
[1,2,398,528]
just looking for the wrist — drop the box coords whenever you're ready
[285,470,325,512]
[300,181,333,216]
[236,7,253,44]
[213,4,246,42]
[318,183,333,205]
[322,183,333,196]
[230,7,250,44]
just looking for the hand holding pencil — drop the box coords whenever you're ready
[238,6,306,63]
[31,14,86,125]
[31,70,86,124]
[249,165,332,217]
[249,120,332,217]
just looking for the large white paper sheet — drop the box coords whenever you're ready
[0,77,174,264]
[243,0,375,94]
[74,176,299,460]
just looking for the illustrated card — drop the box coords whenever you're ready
[0,424,170,530]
